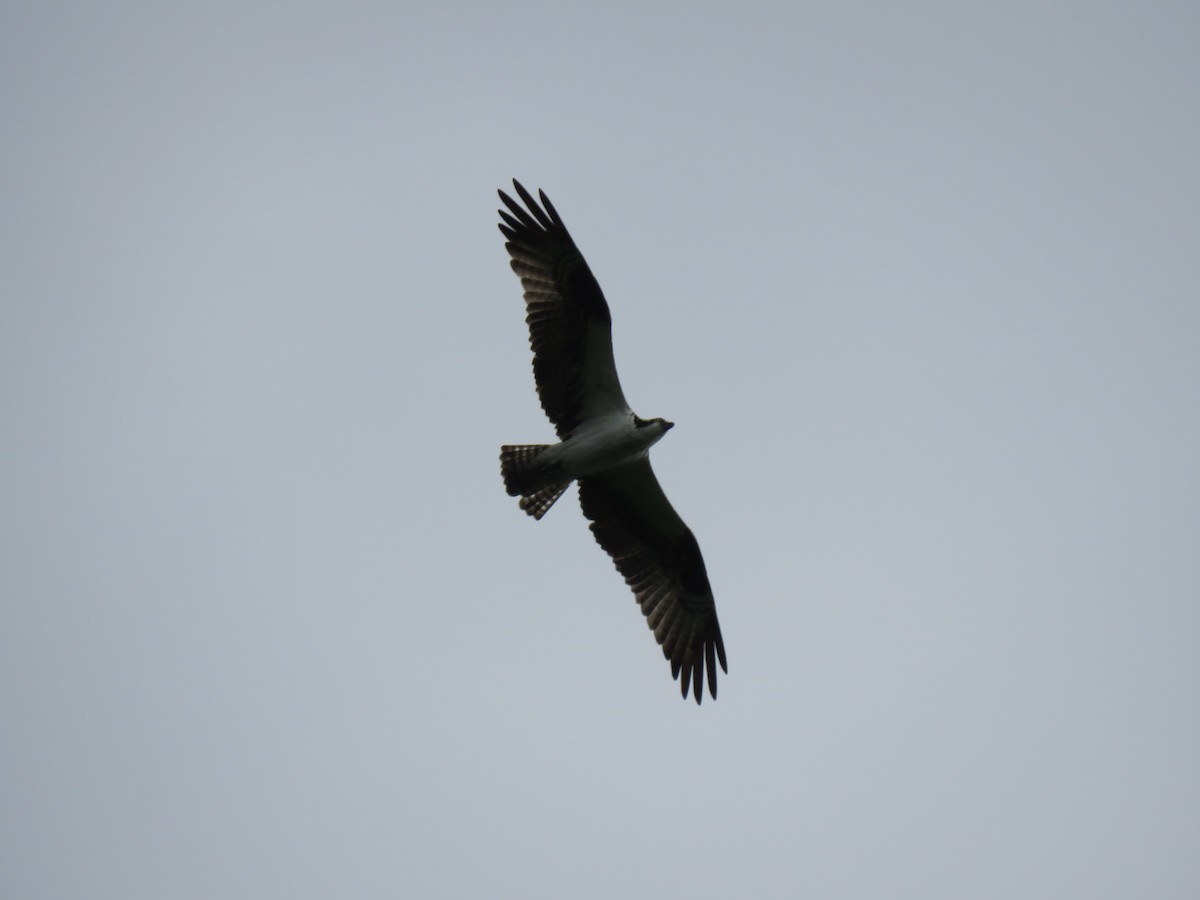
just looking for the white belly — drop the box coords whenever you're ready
[543,413,661,478]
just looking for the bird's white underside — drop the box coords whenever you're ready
[539,410,669,479]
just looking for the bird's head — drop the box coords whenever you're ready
[633,415,674,442]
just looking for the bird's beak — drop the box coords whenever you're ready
[663,420,675,430]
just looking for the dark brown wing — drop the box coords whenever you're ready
[578,459,727,703]
[498,180,630,438]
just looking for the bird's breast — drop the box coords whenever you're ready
[554,416,657,478]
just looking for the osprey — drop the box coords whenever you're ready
[496,180,727,703]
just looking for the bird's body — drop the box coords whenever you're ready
[538,411,672,478]
[497,180,726,703]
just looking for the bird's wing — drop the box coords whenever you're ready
[498,180,630,438]
[578,458,726,703]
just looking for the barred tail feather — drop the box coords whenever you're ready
[499,444,551,496]
[499,444,571,520]
[519,482,570,520]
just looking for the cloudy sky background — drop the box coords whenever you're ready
[3,2,1198,897]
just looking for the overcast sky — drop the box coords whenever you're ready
[2,2,1198,898]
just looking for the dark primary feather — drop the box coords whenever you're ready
[578,459,727,704]
[498,181,628,438]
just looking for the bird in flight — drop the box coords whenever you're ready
[496,180,727,703]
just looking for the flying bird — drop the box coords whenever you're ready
[496,180,727,703]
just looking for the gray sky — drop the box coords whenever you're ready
[2,2,1198,897]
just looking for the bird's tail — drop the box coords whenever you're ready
[499,444,571,520]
